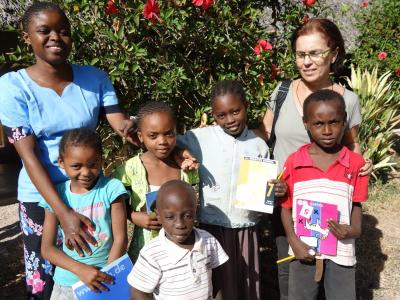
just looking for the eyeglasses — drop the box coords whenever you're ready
[295,49,331,61]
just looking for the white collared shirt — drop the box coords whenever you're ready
[128,228,229,299]
[177,125,269,228]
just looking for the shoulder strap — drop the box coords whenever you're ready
[268,80,292,155]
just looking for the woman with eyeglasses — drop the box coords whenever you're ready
[260,18,372,300]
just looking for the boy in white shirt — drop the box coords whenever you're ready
[128,180,229,300]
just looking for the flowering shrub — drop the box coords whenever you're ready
[349,0,400,177]
[351,0,400,82]
[0,0,324,167]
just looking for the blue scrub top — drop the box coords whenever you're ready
[0,64,120,202]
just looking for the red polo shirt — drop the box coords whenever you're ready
[281,144,368,209]
[280,143,369,266]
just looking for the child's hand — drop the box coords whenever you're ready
[173,148,199,171]
[78,265,114,292]
[327,220,352,240]
[132,212,162,230]
[290,238,314,262]
[181,158,199,171]
[268,179,287,197]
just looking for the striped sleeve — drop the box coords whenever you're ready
[127,245,162,293]
[208,234,229,269]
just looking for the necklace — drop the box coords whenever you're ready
[295,79,334,110]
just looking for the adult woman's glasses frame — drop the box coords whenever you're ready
[295,49,331,62]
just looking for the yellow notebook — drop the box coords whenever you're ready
[234,156,278,214]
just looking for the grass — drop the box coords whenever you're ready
[364,179,400,207]
[356,179,400,300]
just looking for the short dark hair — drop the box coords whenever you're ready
[137,101,176,130]
[22,1,70,32]
[303,90,347,122]
[156,180,197,210]
[59,128,102,158]
[291,18,345,75]
[211,80,246,104]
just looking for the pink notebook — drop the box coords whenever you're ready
[295,199,338,256]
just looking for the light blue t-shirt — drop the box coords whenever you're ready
[177,126,269,228]
[0,65,120,202]
[39,176,128,286]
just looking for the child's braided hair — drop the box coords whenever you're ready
[210,80,246,104]
[137,101,176,130]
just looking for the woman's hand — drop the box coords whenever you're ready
[118,118,141,146]
[78,265,114,292]
[58,210,98,256]
[13,136,97,255]
[359,158,373,176]
[106,113,141,146]
[173,148,199,171]
[132,212,162,230]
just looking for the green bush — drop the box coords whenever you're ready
[350,0,400,100]
[349,0,400,178]
[346,66,400,179]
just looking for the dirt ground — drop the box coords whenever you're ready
[0,181,399,300]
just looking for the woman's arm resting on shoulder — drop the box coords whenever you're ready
[41,210,113,292]
[106,112,138,145]
[130,287,153,300]
[342,126,361,154]
[14,136,97,255]
[327,203,362,240]
[108,196,128,264]
[342,126,373,176]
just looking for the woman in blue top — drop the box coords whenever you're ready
[0,2,134,299]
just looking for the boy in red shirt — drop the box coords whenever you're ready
[280,89,368,300]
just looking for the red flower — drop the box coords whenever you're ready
[360,1,368,7]
[303,14,309,24]
[254,39,273,55]
[258,40,273,51]
[192,0,214,9]
[143,0,160,22]
[105,0,118,15]
[302,0,316,7]
[254,45,261,55]
[394,67,400,76]
[377,52,387,60]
